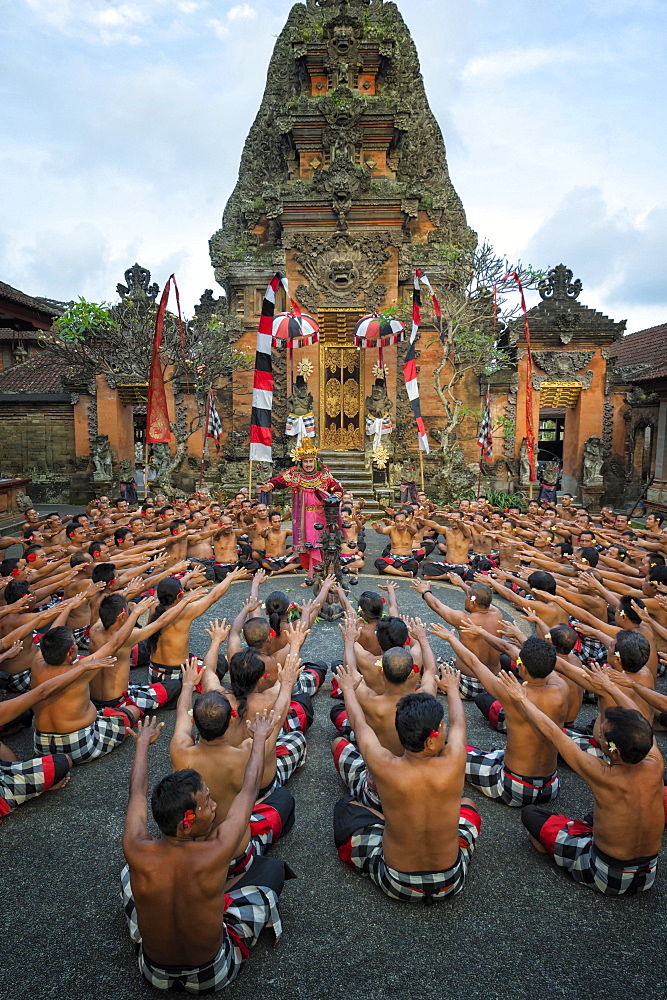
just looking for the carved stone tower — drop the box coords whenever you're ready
[210,0,475,460]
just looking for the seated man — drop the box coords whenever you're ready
[372,512,419,578]
[430,628,569,807]
[413,577,504,699]
[121,715,294,993]
[32,625,143,763]
[1,651,114,818]
[348,616,424,696]
[169,654,301,877]
[498,670,665,895]
[257,511,300,576]
[333,664,481,902]
[331,613,438,810]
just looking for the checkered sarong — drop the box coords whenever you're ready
[121,863,282,992]
[333,738,381,809]
[568,616,608,666]
[459,673,484,700]
[3,669,31,694]
[149,656,202,685]
[330,703,354,740]
[564,728,607,759]
[335,801,480,902]
[536,813,658,894]
[292,661,327,697]
[0,752,69,814]
[272,731,307,788]
[465,746,560,806]
[34,708,132,763]
[73,625,90,651]
[228,788,293,876]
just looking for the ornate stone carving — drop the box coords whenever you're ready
[91,434,113,481]
[531,351,595,390]
[116,263,159,301]
[288,230,392,306]
[538,264,582,302]
[582,437,604,486]
[625,386,660,407]
[312,152,371,229]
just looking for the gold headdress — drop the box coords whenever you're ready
[294,437,320,460]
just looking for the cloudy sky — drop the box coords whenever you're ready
[1,0,665,332]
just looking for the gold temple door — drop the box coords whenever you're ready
[319,310,364,451]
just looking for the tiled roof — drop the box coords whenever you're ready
[611,323,667,368]
[0,326,43,342]
[0,351,82,394]
[0,280,67,318]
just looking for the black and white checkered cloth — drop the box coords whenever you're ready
[0,752,70,813]
[34,709,132,763]
[568,616,608,666]
[2,669,31,694]
[465,746,560,806]
[333,738,381,810]
[564,728,607,759]
[459,673,484,700]
[205,392,223,450]
[121,863,282,992]
[536,814,658,894]
[336,802,481,902]
[292,661,327,698]
[272,731,307,787]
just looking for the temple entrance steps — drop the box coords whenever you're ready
[319,450,385,515]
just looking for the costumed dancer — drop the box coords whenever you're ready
[256,439,343,585]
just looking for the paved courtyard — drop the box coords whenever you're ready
[2,565,666,1000]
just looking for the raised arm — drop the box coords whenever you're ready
[410,578,463,626]
[335,662,395,774]
[428,623,504,701]
[227,596,262,659]
[169,658,200,755]
[435,663,467,750]
[0,655,117,727]
[211,711,274,855]
[185,567,252,620]
[300,573,337,628]
[122,717,164,853]
[379,581,399,616]
[407,617,437,696]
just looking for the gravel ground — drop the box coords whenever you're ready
[1,536,666,1000]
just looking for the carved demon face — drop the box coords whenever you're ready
[328,260,358,290]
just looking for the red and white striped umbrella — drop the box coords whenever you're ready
[271,312,320,348]
[353,314,406,348]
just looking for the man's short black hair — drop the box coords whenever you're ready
[520,635,556,678]
[193,691,233,741]
[556,541,574,556]
[382,647,414,685]
[242,617,270,649]
[649,552,666,567]
[527,570,556,596]
[114,527,132,545]
[395,692,444,753]
[604,707,653,764]
[578,546,599,568]
[88,541,104,557]
[358,591,384,621]
[40,626,76,665]
[377,616,409,652]
[618,594,644,626]
[548,623,578,655]
[65,522,82,539]
[469,582,492,609]
[99,593,128,630]
[4,580,30,604]
[70,551,89,568]
[151,769,204,836]
[614,630,650,673]
[92,563,116,584]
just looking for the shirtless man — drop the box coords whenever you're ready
[87,590,205,714]
[430,628,569,807]
[339,508,367,581]
[148,568,249,684]
[332,662,481,902]
[343,615,423,696]
[372,512,419,578]
[121,715,293,993]
[331,613,438,809]
[169,655,301,877]
[211,516,250,581]
[257,512,299,576]
[419,512,474,579]
[0,651,115,816]
[500,669,665,894]
[32,619,150,763]
[412,577,504,699]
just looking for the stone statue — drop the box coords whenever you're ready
[91,434,113,481]
[151,443,172,481]
[134,441,144,465]
[286,372,316,449]
[365,378,394,468]
[519,438,530,485]
[582,437,604,486]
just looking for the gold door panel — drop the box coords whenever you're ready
[319,310,364,451]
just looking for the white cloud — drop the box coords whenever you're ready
[208,17,229,41]
[462,46,579,82]
[177,1,205,12]
[227,3,256,21]
[24,0,148,44]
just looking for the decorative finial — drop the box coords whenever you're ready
[538,264,582,302]
[297,358,315,379]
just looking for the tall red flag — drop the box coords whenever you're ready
[504,272,536,481]
[146,274,186,444]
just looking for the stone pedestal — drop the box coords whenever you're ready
[581,485,605,512]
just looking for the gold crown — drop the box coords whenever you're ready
[294,437,320,459]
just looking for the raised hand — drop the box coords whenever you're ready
[334,661,362,695]
[135,594,159,615]
[183,586,208,603]
[285,619,310,647]
[446,571,465,588]
[247,708,275,739]
[427,622,454,643]
[227,566,252,583]
[406,616,427,641]
[181,656,202,688]
[410,578,431,595]
[278,650,303,688]
[497,669,528,706]
[338,611,362,643]
[435,662,460,696]
[499,619,526,644]
[0,639,23,661]
[459,615,483,636]
[243,596,262,614]
[83,655,118,671]
[205,618,230,644]
[131,715,164,745]
[630,599,652,624]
